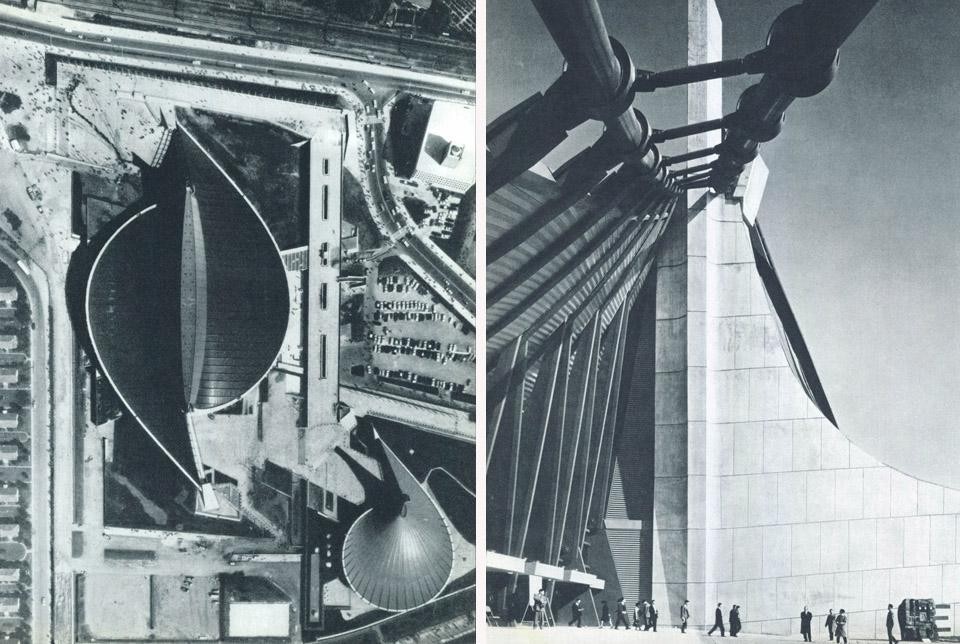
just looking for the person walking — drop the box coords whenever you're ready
[887,604,899,644]
[649,599,659,632]
[708,602,725,636]
[614,597,629,629]
[681,600,691,634]
[568,598,583,628]
[729,605,738,637]
[825,610,835,641]
[633,601,642,630]
[733,605,743,637]
[801,606,813,641]
[600,600,611,628]
[835,609,848,644]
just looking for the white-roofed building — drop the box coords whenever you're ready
[0,413,18,431]
[223,575,291,639]
[0,524,19,541]
[0,336,16,352]
[0,568,19,584]
[412,101,476,194]
[0,369,16,387]
[0,287,16,304]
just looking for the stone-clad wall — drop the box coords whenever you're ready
[652,186,960,639]
[648,2,960,636]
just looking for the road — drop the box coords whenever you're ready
[57,0,474,78]
[360,118,476,325]
[400,235,475,324]
[0,6,474,100]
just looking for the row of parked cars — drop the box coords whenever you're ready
[364,365,467,394]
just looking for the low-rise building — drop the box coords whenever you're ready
[0,568,19,584]
[0,595,19,617]
[0,446,18,465]
[0,524,19,541]
[0,414,18,431]
[222,574,291,640]
[412,101,476,194]
[0,488,19,506]
[0,369,16,387]
[0,287,16,304]
[0,336,16,352]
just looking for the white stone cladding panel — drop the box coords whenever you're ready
[664,193,960,629]
[763,420,793,473]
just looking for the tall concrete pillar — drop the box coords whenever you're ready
[651,0,723,626]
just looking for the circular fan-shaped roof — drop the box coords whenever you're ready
[341,441,454,612]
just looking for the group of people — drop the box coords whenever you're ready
[807,607,849,643]
[707,603,743,637]
[594,597,660,630]
[704,603,849,642]
[533,592,874,641]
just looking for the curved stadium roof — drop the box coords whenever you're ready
[341,438,454,612]
[85,122,289,487]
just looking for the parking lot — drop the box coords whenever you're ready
[342,258,475,410]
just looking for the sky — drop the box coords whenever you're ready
[488,0,960,490]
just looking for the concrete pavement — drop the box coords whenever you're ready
[487,626,892,643]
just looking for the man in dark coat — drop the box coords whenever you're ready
[835,609,848,644]
[708,602,725,636]
[568,598,583,628]
[649,599,659,632]
[729,605,738,637]
[825,610,836,641]
[801,606,813,641]
[887,604,899,644]
[681,600,691,634]
[614,597,629,629]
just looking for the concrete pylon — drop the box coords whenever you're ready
[649,0,726,626]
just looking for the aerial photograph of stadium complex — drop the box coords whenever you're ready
[0,0,476,640]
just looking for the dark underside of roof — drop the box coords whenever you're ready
[85,124,290,484]
[86,205,196,476]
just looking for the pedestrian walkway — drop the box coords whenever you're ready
[486,626,894,643]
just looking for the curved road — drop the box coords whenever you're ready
[361,119,475,324]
